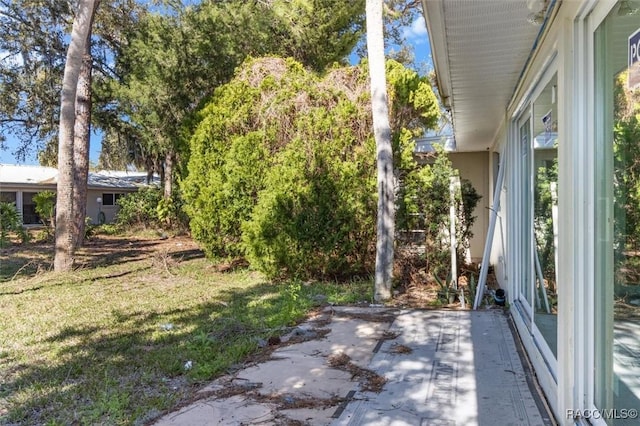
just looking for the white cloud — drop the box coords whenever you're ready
[402,16,428,45]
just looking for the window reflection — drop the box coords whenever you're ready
[595,3,640,422]
[612,64,640,422]
[533,75,558,357]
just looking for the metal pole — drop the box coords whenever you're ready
[450,176,459,291]
[474,152,506,309]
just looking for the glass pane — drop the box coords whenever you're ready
[595,3,640,421]
[533,75,558,358]
[520,117,533,307]
[102,193,114,206]
[0,191,17,203]
[22,192,39,225]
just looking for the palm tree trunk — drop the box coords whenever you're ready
[366,0,395,301]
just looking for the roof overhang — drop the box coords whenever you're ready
[421,0,553,151]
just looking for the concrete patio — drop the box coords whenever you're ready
[154,307,555,425]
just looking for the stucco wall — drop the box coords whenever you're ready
[1,185,134,225]
[86,189,135,224]
[448,151,490,263]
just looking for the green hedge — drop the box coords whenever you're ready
[182,57,440,279]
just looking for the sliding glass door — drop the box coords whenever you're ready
[532,74,559,358]
[514,69,559,368]
[594,3,640,422]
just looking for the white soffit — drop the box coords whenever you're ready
[422,0,544,151]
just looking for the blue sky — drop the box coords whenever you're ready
[0,15,432,167]
[403,15,432,72]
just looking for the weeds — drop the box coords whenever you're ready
[0,235,371,425]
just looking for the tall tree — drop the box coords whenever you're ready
[0,0,70,159]
[72,11,96,248]
[108,0,366,199]
[367,0,394,301]
[54,0,98,272]
[0,0,143,163]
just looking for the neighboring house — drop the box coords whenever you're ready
[422,0,640,423]
[0,164,155,225]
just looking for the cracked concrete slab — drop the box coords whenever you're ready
[154,394,277,425]
[235,352,355,398]
[153,306,395,426]
[153,308,553,426]
[333,310,552,426]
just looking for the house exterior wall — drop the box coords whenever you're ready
[0,184,135,225]
[85,189,122,224]
[474,1,640,423]
[448,152,490,263]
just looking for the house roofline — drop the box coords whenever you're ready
[421,0,453,111]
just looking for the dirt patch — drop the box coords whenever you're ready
[215,258,250,273]
[77,233,202,267]
[1,232,202,281]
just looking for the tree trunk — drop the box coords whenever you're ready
[72,26,94,249]
[164,151,173,199]
[366,0,395,302]
[54,0,98,272]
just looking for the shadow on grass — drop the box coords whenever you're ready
[167,248,206,262]
[1,236,204,282]
[0,265,154,297]
[75,238,165,268]
[0,246,53,281]
[0,280,324,425]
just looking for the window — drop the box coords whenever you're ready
[0,191,16,204]
[102,193,115,206]
[22,192,40,225]
[513,70,559,361]
[594,2,640,419]
[102,193,125,206]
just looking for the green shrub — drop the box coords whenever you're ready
[156,194,189,229]
[116,187,189,231]
[0,202,27,246]
[184,131,271,258]
[115,187,163,228]
[242,136,377,280]
[396,146,482,277]
[33,190,56,227]
[183,57,440,279]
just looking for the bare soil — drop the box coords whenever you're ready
[0,231,202,281]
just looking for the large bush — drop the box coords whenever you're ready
[182,57,440,279]
[242,135,377,280]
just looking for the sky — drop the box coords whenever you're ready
[0,15,432,167]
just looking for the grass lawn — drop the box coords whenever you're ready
[0,232,372,425]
